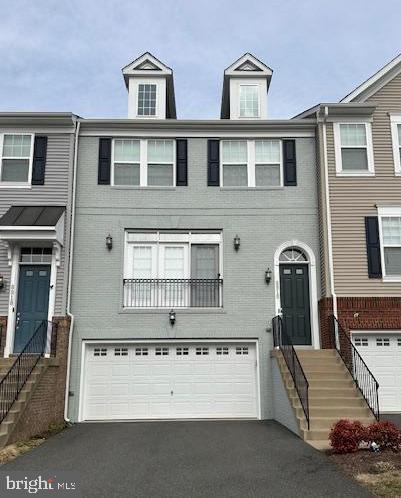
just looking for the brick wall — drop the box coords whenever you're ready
[319,297,401,348]
[0,316,6,357]
[8,316,70,444]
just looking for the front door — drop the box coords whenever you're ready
[14,265,51,353]
[279,264,311,345]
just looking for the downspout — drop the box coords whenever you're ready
[320,106,338,346]
[64,119,81,422]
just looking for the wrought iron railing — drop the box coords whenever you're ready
[330,315,379,420]
[272,315,310,429]
[123,278,223,308]
[0,320,57,424]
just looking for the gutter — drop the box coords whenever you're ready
[319,106,338,340]
[64,119,81,422]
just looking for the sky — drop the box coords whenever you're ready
[0,0,400,119]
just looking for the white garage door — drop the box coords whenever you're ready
[82,342,258,420]
[352,333,401,412]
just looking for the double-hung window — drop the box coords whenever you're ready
[137,83,157,116]
[378,208,401,279]
[334,123,374,175]
[239,85,260,118]
[124,231,222,308]
[221,140,282,187]
[0,134,33,186]
[112,139,175,187]
[390,116,401,175]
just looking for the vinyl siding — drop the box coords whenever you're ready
[326,72,401,296]
[0,132,74,315]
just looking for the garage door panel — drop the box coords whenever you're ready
[83,342,258,420]
[353,332,401,412]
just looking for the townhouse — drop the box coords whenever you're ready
[67,53,321,423]
[298,54,401,415]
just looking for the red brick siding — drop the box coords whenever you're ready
[319,297,401,348]
[8,316,70,443]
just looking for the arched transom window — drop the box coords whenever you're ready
[279,247,308,263]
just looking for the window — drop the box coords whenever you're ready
[112,139,175,187]
[196,347,209,355]
[221,140,282,187]
[390,116,401,175]
[20,247,52,263]
[114,348,128,356]
[155,347,169,356]
[236,346,249,355]
[124,231,222,308]
[239,85,259,118]
[137,83,157,116]
[376,338,390,347]
[0,134,33,185]
[354,337,368,347]
[379,214,401,278]
[334,123,374,175]
[94,348,107,356]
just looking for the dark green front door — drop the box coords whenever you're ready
[14,265,51,353]
[279,264,311,345]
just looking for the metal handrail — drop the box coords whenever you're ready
[272,315,310,430]
[331,315,379,420]
[0,320,57,424]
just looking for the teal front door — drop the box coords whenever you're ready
[279,264,312,345]
[14,265,51,353]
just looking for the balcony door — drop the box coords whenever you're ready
[159,245,189,306]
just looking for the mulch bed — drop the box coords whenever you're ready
[329,449,401,476]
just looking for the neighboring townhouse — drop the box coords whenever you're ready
[67,53,322,425]
[0,112,77,444]
[297,54,401,415]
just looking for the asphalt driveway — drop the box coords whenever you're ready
[2,421,372,498]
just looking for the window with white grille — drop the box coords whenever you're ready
[114,348,128,356]
[94,348,107,357]
[176,347,189,355]
[196,347,209,355]
[354,337,369,347]
[155,347,169,356]
[376,338,390,347]
[216,347,229,355]
[236,346,249,355]
[135,347,149,356]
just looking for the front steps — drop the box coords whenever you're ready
[0,360,49,449]
[274,349,376,451]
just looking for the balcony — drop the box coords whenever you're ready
[123,278,223,308]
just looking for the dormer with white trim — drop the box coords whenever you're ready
[220,53,273,120]
[122,52,176,119]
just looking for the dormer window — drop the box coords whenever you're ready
[239,85,260,118]
[137,83,157,117]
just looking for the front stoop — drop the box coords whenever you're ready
[0,360,50,449]
[274,349,376,451]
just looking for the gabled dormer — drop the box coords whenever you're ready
[220,53,273,119]
[122,52,176,119]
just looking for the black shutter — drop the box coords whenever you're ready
[208,139,220,186]
[365,216,382,278]
[176,139,188,186]
[98,138,111,185]
[283,139,297,186]
[31,136,48,185]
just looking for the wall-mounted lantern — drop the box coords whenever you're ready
[169,309,176,326]
[106,234,113,250]
[0,275,4,289]
[265,267,272,284]
[233,235,241,251]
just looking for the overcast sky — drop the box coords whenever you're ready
[0,0,400,119]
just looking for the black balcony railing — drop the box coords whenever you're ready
[0,320,57,425]
[273,315,310,430]
[123,278,223,308]
[330,315,379,420]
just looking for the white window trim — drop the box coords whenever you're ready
[390,115,401,176]
[111,138,176,188]
[136,83,158,118]
[123,231,223,309]
[333,122,374,176]
[239,84,261,119]
[220,139,283,188]
[0,133,34,188]
[377,206,401,282]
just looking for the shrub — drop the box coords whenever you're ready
[366,421,401,452]
[329,419,367,454]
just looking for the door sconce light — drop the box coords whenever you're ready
[265,267,272,284]
[169,309,176,326]
[0,275,3,289]
[106,234,113,250]
[233,235,241,251]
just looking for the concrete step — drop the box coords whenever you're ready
[296,406,372,418]
[302,416,374,431]
[308,378,355,388]
[306,397,365,408]
[296,350,337,358]
[308,387,359,398]
[307,440,332,451]
[294,371,350,381]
